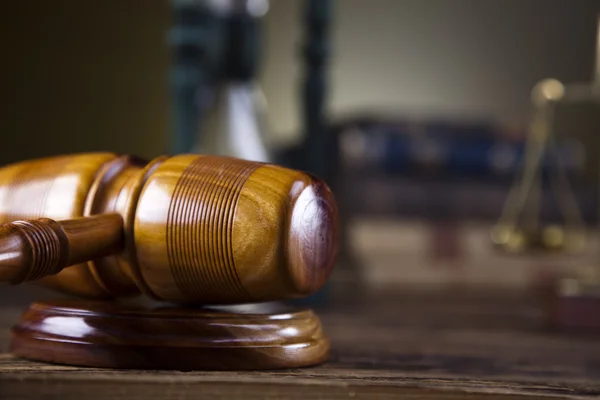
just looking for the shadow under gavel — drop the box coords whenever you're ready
[0,153,339,305]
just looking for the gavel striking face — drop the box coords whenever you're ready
[0,153,339,304]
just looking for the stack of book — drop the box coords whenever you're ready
[329,115,592,223]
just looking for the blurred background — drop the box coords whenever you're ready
[1,0,600,315]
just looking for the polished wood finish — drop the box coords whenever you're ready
[0,214,123,284]
[10,299,329,370]
[135,155,339,303]
[2,290,600,398]
[0,153,339,304]
[0,153,122,298]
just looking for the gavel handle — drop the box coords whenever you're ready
[0,214,123,284]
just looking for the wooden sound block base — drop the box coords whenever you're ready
[9,300,329,371]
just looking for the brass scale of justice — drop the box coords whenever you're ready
[0,153,339,370]
[491,17,600,300]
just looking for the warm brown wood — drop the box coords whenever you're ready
[9,299,329,370]
[59,213,124,271]
[0,377,560,400]
[134,155,339,303]
[0,153,339,304]
[0,153,124,298]
[0,214,123,284]
[1,290,600,398]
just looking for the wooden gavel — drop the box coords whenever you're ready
[0,153,339,304]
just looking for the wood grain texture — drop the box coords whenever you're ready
[0,153,339,304]
[0,214,123,284]
[133,154,339,303]
[0,153,120,298]
[165,157,258,301]
[83,154,151,297]
[0,218,66,283]
[9,300,329,370]
[1,291,600,399]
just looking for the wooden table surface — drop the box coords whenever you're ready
[1,288,600,399]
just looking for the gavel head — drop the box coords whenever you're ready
[131,155,339,303]
[0,153,339,304]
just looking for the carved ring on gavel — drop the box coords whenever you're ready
[0,153,339,304]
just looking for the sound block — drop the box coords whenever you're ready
[10,300,329,370]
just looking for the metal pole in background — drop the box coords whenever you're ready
[301,0,332,179]
[169,0,221,154]
[594,14,600,88]
[299,0,364,304]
